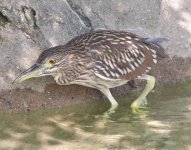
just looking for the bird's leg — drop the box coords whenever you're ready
[131,75,156,114]
[98,88,119,118]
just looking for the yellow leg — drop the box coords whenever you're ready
[98,88,119,119]
[131,75,156,114]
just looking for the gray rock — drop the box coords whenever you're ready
[0,0,90,91]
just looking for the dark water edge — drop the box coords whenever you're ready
[0,80,191,150]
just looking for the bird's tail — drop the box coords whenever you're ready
[143,37,170,59]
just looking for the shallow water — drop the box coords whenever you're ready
[0,81,191,150]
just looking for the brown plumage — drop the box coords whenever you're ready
[45,31,166,85]
[14,30,169,115]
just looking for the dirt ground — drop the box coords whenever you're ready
[0,57,191,114]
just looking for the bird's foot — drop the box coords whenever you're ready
[131,98,149,115]
[131,106,150,115]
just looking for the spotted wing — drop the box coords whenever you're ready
[85,31,162,81]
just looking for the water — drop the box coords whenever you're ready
[0,81,191,150]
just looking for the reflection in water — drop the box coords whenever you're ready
[0,80,191,150]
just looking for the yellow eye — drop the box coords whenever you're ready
[49,60,56,64]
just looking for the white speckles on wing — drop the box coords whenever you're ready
[151,43,160,48]
[129,47,134,54]
[111,58,116,63]
[110,71,116,77]
[140,51,145,57]
[112,62,117,68]
[123,68,127,74]
[125,36,132,40]
[120,41,125,44]
[146,67,152,72]
[105,45,110,49]
[117,56,121,62]
[140,57,145,63]
[130,64,136,70]
[134,38,139,41]
[151,49,156,54]
[117,67,124,75]
[113,39,121,42]
[120,53,125,60]
[153,59,157,64]
[145,46,150,50]
[106,38,114,41]
[124,53,131,62]
[137,59,142,65]
[127,53,131,58]
[122,59,126,63]
[133,51,138,57]
[96,65,105,71]
[127,67,132,73]
[115,73,120,78]
[119,37,126,41]
[111,42,119,45]
[104,53,110,60]
[134,62,139,67]
[152,54,157,59]
[95,72,118,81]
[155,45,160,48]
[101,45,106,49]
[108,60,115,69]
[126,41,132,44]
[130,57,134,62]
[132,44,138,49]
[137,43,144,48]
[92,35,106,41]
[103,56,109,65]
[103,70,110,77]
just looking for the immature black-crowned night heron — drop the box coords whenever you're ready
[13,30,169,115]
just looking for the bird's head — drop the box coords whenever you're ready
[13,46,67,84]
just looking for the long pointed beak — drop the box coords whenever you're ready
[13,64,43,84]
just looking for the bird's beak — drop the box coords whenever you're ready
[13,63,45,84]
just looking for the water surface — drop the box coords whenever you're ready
[0,81,191,150]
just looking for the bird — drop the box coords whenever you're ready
[13,30,169,115]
